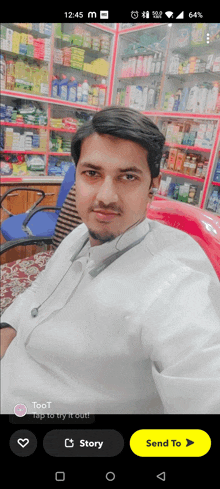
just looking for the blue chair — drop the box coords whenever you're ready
[0,165,76,243]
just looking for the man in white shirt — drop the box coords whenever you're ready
[1,106,220,415]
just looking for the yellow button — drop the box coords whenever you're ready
[130,430,211,457]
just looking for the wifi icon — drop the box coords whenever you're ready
[165,11,173,18]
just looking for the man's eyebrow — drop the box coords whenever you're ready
[80,163,143,174]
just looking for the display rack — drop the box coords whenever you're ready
[1,22,220,217]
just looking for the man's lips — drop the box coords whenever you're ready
[93,210,120,221]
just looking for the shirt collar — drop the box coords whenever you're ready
[77,217,150,265]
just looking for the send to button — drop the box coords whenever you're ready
[130,430,211,457]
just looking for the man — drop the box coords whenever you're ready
[1,106,220,415]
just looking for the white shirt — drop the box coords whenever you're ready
[1,217,220,415]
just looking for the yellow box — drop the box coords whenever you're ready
[20,33,28,45]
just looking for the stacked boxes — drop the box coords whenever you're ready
[70,47,85,70]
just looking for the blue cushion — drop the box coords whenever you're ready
[1,212,58,240]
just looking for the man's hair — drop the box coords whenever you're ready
[71,106,165,179]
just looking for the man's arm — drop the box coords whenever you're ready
[0,326,17,359]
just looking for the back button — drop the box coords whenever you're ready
[9,430,37,457]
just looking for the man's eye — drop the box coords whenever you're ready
[84,171,98,177]
[122,174,137,181]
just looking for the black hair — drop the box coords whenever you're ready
[71,106,165,179]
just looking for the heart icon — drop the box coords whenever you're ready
[17,438,29,448]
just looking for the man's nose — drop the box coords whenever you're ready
[96,177,118,205]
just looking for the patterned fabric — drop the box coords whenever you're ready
[0,183,82,316]
[0,251,54,316]
[52,183,83,250]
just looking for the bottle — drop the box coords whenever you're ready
[183,155,191,175]
[0,54,6,89]
[167,93,175,111]
[67,77,77,102]
[76,83,82,102]
[82,79,89,104]
[59,74,68,100]
[39,66,49,96]
[88,85,93,105]
[173,88,182,112]
[98,79,107,106]
[189,156,197,176]
[92,84,99,106]
[52,75,59,98]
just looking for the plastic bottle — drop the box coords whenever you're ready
[76,83,82,102]
[52,75,59,98]
[98,79,107,106]
[0,55,6,89]
[67,77,77,102]
[59,74,68,100]
[82,79,89,103]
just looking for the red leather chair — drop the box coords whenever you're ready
[147,198,220,280]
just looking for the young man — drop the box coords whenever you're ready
[1,107,220,415]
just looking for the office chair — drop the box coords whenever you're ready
[0,164,76,242]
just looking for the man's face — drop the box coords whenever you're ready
[75,133,161,246]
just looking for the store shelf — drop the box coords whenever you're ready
[1,90,100,111]
[0,121,47,130]
[160,169,204,182]
[1,150,46,154]
[49,127,77,133]
[142,111,220,119]
[49,152,71,156]
[164,142,211,152]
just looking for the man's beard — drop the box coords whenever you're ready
[88,228,116,244]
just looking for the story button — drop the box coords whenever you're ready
[43,430,124,457]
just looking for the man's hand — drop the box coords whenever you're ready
[0,327,17,359]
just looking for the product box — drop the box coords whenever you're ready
[178,183,190,202]
[191,23,207,46]
[174,26,191,48]
[175,151,186,172]
[20,32,28,45]
[167,148,178,170]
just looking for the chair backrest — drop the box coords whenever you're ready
[55,164,76,216]
[147,198,220,280]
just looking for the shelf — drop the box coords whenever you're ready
[1,150,46,154]
[142,111,220,120]
[166,71,220,80]
[212,181,220,186]
[0,121,47,130]
[118,74,162,81]
[1,176,64,183]
[0,48,50,64]
[1,90,100,111]
[164,142,211,152]
[49,127,77,133]
[49,152,71,156]
[160,169,204,182]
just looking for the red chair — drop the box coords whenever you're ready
[147,198,220,280]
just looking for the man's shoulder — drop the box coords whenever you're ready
[146,218,218,280]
